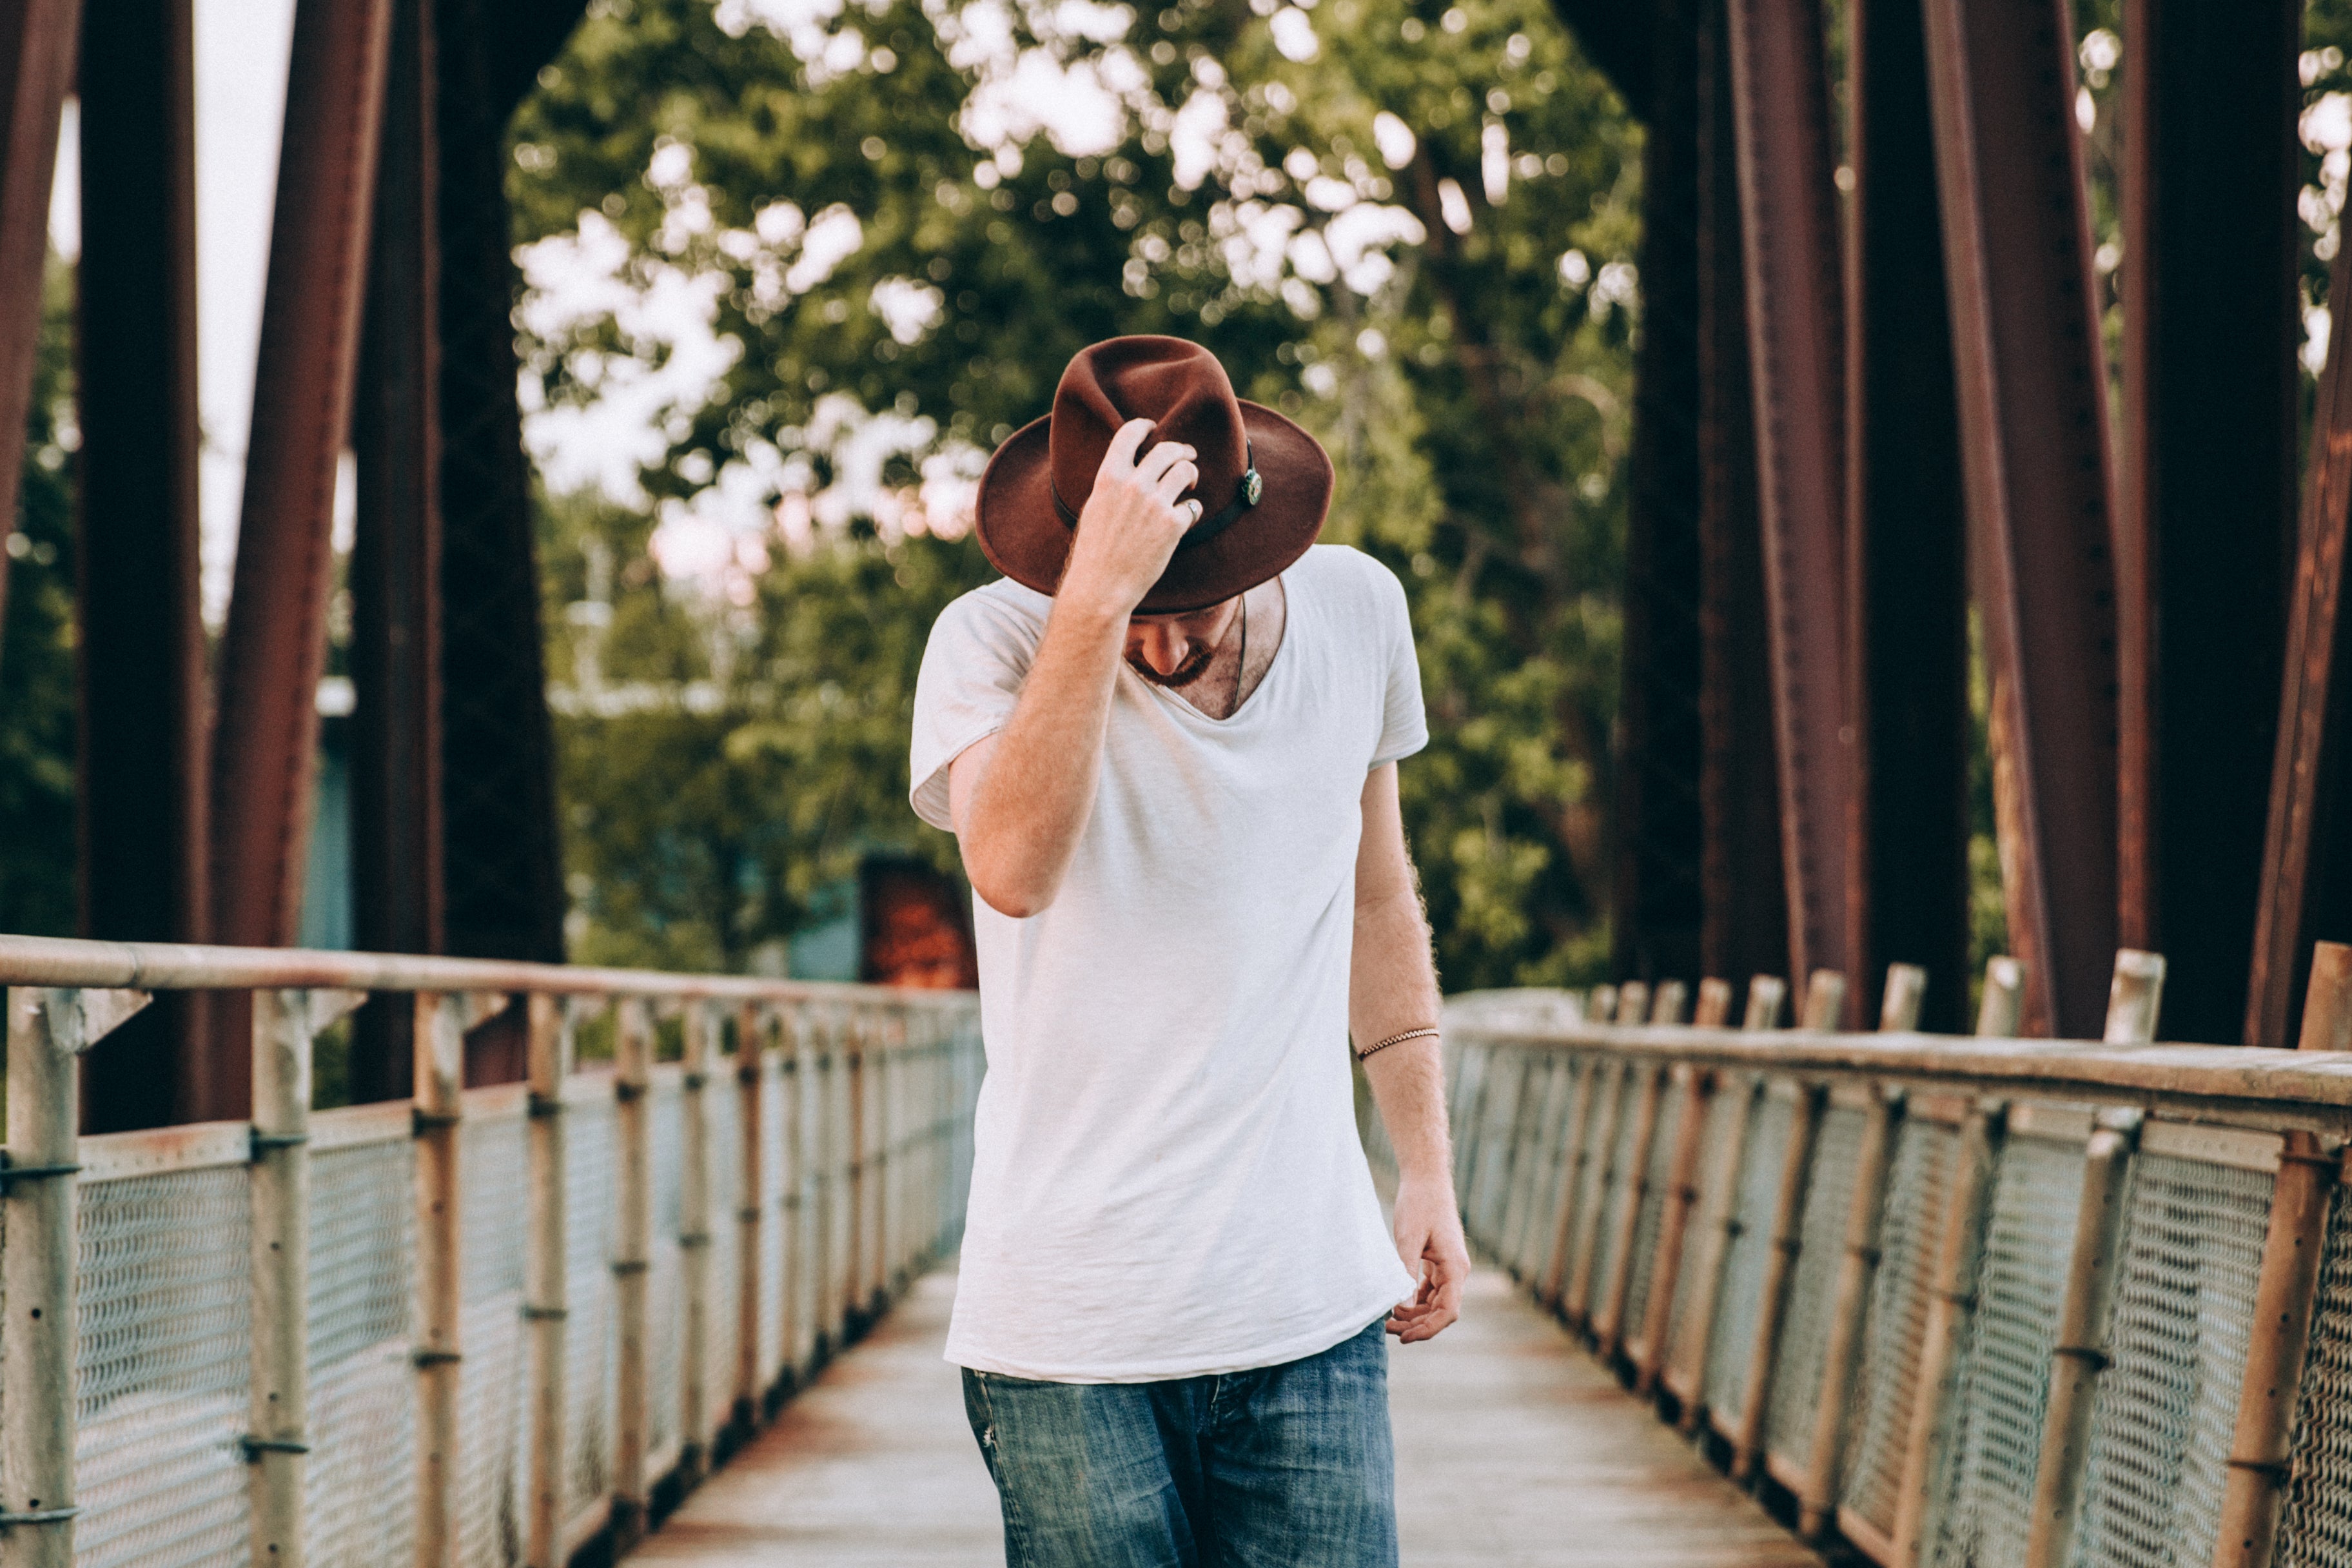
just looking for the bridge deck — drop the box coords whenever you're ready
[627,1267,1819,1567]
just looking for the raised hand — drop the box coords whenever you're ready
[1057,418,1200,617]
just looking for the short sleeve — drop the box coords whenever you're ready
[908,584,1048,831]
[1369,560,1427,767]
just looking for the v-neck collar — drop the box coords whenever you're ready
[1142,573,1293,727]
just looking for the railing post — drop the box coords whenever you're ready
[612,997,653,1547]
[251,987,340,1568]
[870,1015,893,1309]
[1800,968,1848,1032]
[1672,976,1783,1433]
[2023,1108,2139,1568]
[1694,976,1734,1028]
[736,1003,766,1427]
[1560,1058,1627,1326]
[1732,1079,1826,1480]
[781,1006,808,1377]
[1634,1062,1714,1396]
[1880,962,1929,1031]
[413,991,467,1568]
[2103,947,2168,1042]
[1799,1083,1901,1537]
[2208,943,2351,1568]
[3,986,142,1567]
[1652,980,1689,1024]
[1595,1064,1667,1355]
[1977,954,2026,1036]
[845,1012,868,1330]
[524,992,572,1568]
[1891,1099,2001,1567]
[679,999,715,1477]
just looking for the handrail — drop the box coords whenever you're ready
[0,939,986,1568]
[1427,946,2352,1568]
[0,931,968,1001]
[1455,1024,2352,1120]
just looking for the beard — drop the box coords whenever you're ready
[1126,642,1216,689]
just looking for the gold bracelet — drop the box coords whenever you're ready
[1357,1025,1440,1061]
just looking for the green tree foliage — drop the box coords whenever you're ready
[516,0,1641,986]
[0,260,79,937]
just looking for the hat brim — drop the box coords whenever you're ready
[974,399,1335,615]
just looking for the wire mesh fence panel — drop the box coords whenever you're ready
[1765,1102,1869,1467]
[704,1073,742,1427]
[1620,1073,1689,1348]
[1447,1042,1489,1200]
[1587,1070,1647,1317]
[1705,1087,1795,1424]
[1666,1081,1749,1384]
[2276,1179,2352,1568]
[758,1064,788,1389]
[1839,1117,1961,1537]
[1471,1054,1529,1244]
[2068,1153,2273,1568]
[1527,1058,1589,1284]
[1497,1057,1565,1273]
[562,1096,618,1522]
[306,1138,418,1568]
[1927,1133,2090,1568]
[457,1112,530,1568]
[74,1166,254,1568]
[647,1082,685,1461]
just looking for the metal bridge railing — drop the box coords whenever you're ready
[1387,942,2352,1568]
[0,934,985,1568]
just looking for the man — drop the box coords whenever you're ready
[908,335,1467,1566]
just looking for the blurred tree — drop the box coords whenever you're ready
[0,259,81,937]
[514,0,1642,985]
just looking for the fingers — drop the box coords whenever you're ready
[1135,436,1197,484]
[1152,461,1201,507]
[1102,418,1155,471]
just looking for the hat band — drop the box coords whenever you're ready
[1050,442,1261,550]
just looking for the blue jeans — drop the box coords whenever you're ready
[961,1318,1398,1567]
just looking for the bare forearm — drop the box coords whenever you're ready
[960,599,1124,915]
[1352,885,1449,1183]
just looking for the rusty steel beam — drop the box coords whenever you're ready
[1843,0,1969,1034]
[1724,0,1852,991]
[210,0,394,953]
[74,0,208,1130]
[1545,0,1654,121]
[1919,0,2120,1039]
[2115,0,2298,1043]
[346,0,444,1108]
[1611,0,1705,986]
[0,0,79,640]
[2248,233,2352,1052]
[435,0,567,966]
[1697,0,1789,987]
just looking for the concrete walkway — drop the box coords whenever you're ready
[627,1267,1819,1567]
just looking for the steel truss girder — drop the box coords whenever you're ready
[1611,0,1706,987]
[2116,0,2298,1044]
[1725,0,1853,1004]
[75,0,210,1130]
[1845,0,1970,1035]
[2248,233,2352,1052]
[0,0,79,640]
[1919,0,2121,1039]
[1696,0,1789,989]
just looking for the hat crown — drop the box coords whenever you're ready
[1046,337,1251,522]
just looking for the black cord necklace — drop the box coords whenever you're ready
[1231,588,1248,717]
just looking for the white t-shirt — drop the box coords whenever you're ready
[907,544,1427,1382]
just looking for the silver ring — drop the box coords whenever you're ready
[1182,498,1204,524]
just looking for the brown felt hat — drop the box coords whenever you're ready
[975,336,1333,614]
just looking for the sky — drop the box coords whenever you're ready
[50,0,299,627]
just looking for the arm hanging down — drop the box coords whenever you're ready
[1351,761,1469,1343]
